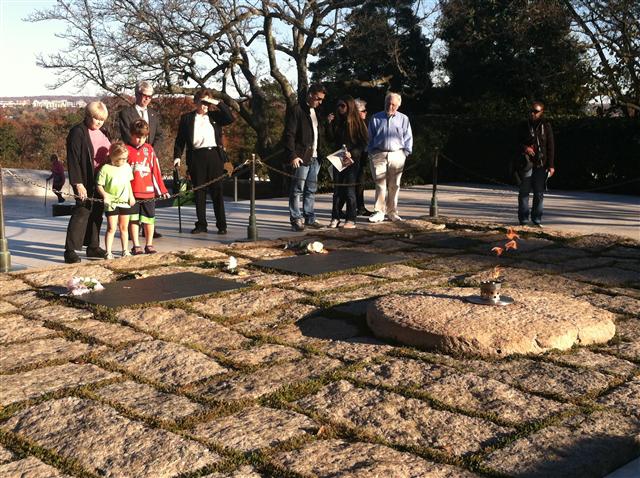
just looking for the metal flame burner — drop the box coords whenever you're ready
[466,280,514,306]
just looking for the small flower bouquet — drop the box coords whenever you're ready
[284,240,327,255]
[225,256,238,274]
[66,276,105,296]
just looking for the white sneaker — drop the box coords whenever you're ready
[122,250,131,257]
[368,211,385,223]
[329,219,340,228]
[388,213,403,222]
[105,252,115,260]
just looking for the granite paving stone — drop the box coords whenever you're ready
[0,314,57,344]
[103,252,183,271]
[0,457,73,477]
[555,256,619,272]
[192,406,317,452]
[0,363,119,406]
[233,270,299,286]
[220,343,304,367]
[21,264,115,287]
[191,288,307,319]
[568,234,629,251]
[124,265,221,279]
[581,293,640,316]
[320,276,445,305]
[290,274,384,294]
[483,411,640,478]
[235,246,295,260]
[523,246,591,263]
[352,358,570,425]
[489,268,596,296]
[202,466,263,478]
[3,291,50,310]
[467,358,615,400]
[275,439,480,477]
[602,246,640,260]
[62,318,153,346]
[0,278,32,296]
[178,247,230,261]
[363,263,426,279]
[194,356,343,401]
[296,380,512,456]
[0,337,103,373]
[99,340,228,387]
[566,267,640,288]
[599,342,640,362]
[92,380,205,422]
[268,316,366,345]
[117,307,249,351]
[3,397,221,478]
[26,304,93,323]
[230,304,317,335]
[0,445,13,463]
[322,337,393,362]
[0,300,18,314]
[615,259,640,273]
[547,348,638,377]
[597,377,640,420]
[368,238,417,251]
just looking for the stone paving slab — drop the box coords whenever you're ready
[547,349,638,377]
[193,356,342,401]
[603,246,640,259]
[0,278,32,296]
[363,263,426,279]
[0,363,120,406]
[92,380,205,422]
[193,406,317,452]
[597,377,640,420]
[191,287,307,319]
[0,445,13,463]
[117,307,249,351]
[296,380,512,457]
[234,246,295,260]
[0,337,104,373]
[62,318,153,346]
[0,456,73,477]
[582,293,640,316]
[178,247,230,261]
[103,252,183,271]
[219,343,304,367]
[0,314,57,344]
[554,256,619,272]
[202,466,263,478]
[3,291,50,310]
[566,267,640,288]
[233,270,299,287]
[0,300,18,314]
[269,315,366,344]
[99,340,228,387]
[229,304,317,335]
[289,273,385,294]
[21,264,115,287]
[352,357,570,425]
[483,411,640,478]
[26,304,93,323]
[3,397,221,477]
[466,358,615,400]
[321,336,393,363]
[367,289,616,357]
[274,439,480,477]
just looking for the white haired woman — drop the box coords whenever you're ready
[63,101,110,263]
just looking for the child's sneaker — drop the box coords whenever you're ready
[122,250,131,257]
[105,252,115,260]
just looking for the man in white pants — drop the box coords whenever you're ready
[367,92,413,222]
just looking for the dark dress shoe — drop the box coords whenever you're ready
[86,247,108,259]
[153,231,163,238]
[64,250,81,264]
[191,227,208,234]
[357,208,373,217]
[217,229,227,235]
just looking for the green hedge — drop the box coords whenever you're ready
[405,115,640,194]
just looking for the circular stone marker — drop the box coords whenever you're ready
[367,288,616,357]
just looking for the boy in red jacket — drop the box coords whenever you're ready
[126,119,169,254]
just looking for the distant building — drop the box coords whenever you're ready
[0,98,88,109]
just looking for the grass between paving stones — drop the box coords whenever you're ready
[0,429,100,478]
[0,348,105,376]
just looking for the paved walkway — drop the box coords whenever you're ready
[3,183,639,270]
[0,214,638,477]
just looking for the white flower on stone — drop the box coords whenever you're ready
[226,256,238,273]
[306,241,324,253]
[66,276,104,296]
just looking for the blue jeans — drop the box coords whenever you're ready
[289,157,319,223]
[518,167,547,224]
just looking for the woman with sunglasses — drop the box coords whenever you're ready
[328,95,368,228]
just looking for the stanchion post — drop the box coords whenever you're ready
[234,176,238,203]
[0,166,12,272]
[247,154,258,241]
[429,148,439,217]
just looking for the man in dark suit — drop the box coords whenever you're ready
[118,80,163,148]
[118,80,164,238]
[173,88,234,235]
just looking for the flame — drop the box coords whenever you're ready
[490,266,502,280]
[506,227,520,240]
[491,246,504,256]
[505,240,518,251]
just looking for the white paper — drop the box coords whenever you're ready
[326,149,352,172]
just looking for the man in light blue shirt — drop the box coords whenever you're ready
[367,92,413,222]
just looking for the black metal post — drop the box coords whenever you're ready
[0,167,12,272]
[429,148,439,217]
[247,154,258,241]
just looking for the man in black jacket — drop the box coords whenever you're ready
[173,89,234,235]
[517,101,555,227]
[284,84,326,231]
[118,80,163,148]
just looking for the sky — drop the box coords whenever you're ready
[0,0,99,97]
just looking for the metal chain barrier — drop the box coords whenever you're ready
[2,161,251,205]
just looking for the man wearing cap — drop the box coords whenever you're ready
[173,88,234,235]
[367,92,413,223]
